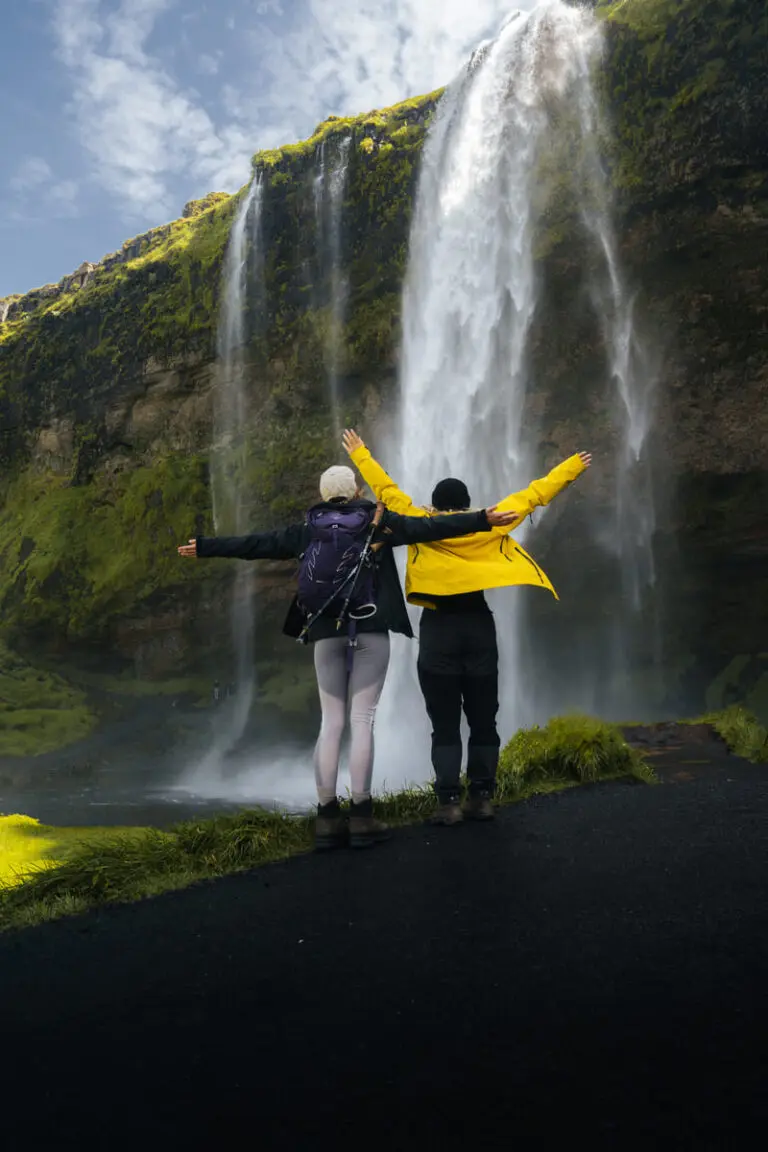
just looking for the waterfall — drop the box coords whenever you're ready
[185,175,264,786]
[375,0,656,787]
[576,89,660,714]
[313,137,351,441]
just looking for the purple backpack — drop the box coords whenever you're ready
[297,504,380,624]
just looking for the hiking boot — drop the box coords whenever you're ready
[349,798,390,850]
[463,791,495,821]
[429,797,464,826]
[315,799,348,851]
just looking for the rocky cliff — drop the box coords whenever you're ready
[0,0,766,757]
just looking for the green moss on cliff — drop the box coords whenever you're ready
[0,454,211,639]
[0,90,443,651]
[0,643,96,756]
[597,0,768,203]
[257,92,442,170]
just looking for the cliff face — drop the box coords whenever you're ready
[0,0,766,755]
[0,95,439,751]
[527,0,768,713]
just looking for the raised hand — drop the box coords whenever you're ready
[485,505,518,527]
[342,428,365,456]
[578,452,593,468]
[177,538,198,558]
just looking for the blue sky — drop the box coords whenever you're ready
[0,0,534,299]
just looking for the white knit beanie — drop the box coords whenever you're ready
[319,465,357,501]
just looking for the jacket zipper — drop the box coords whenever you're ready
[500,538,545,585]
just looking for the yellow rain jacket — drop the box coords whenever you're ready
[349,446,587,607]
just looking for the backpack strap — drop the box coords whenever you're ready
[334,504,382,631]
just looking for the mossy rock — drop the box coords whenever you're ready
[182,193,231,218]
[596,0,768,210]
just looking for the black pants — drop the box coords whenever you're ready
[417,609,500,803]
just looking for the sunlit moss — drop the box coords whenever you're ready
[0,815,155,888]
[255,90,443,170]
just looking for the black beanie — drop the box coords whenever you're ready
[431,477,471,511]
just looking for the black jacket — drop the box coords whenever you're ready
[196,499,492,641]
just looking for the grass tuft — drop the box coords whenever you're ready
[497,712,655,798]
[698,705,768,763]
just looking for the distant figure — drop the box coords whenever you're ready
[213,679,221,704]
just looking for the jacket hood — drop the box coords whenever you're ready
[307,498,377,514]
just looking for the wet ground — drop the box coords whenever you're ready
[1,724,765,1148]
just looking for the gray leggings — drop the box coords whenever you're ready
[313,632,391,805]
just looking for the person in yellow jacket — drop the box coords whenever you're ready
[342,428,591,825]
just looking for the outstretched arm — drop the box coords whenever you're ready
[492,452,592,533]
[177,523,306,561]
[343,429,423,517]
[379,504,517,547]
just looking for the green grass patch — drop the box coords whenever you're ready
[0,714,652,933]
[0,814,149,885]
[696,706,768,763]
[0,642,97,756]
[497,713,656,798]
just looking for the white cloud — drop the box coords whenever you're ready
[5,158,80,222]
[198,52,220,76]
[242,0,536,148]
[9,157,53,193]
[51,0,252,220]
[47,180,80,216]
[48,0,538,223]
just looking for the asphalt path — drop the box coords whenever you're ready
[1,730,766,1149]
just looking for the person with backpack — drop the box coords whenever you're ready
[177,465,519,850]
[342,428,592,826]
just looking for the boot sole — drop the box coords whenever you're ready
[462,811,495,822]
[428,815,464,827]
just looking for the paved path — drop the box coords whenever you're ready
[1,729,766,1149]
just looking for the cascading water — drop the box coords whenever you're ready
[176,175,322,809]
[578,131,660,714]
[313,137,351,441]
[375,1,657,787]
[184,175,264,787]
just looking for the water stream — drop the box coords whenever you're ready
[313,136,352,441]
[375,0,657,787]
